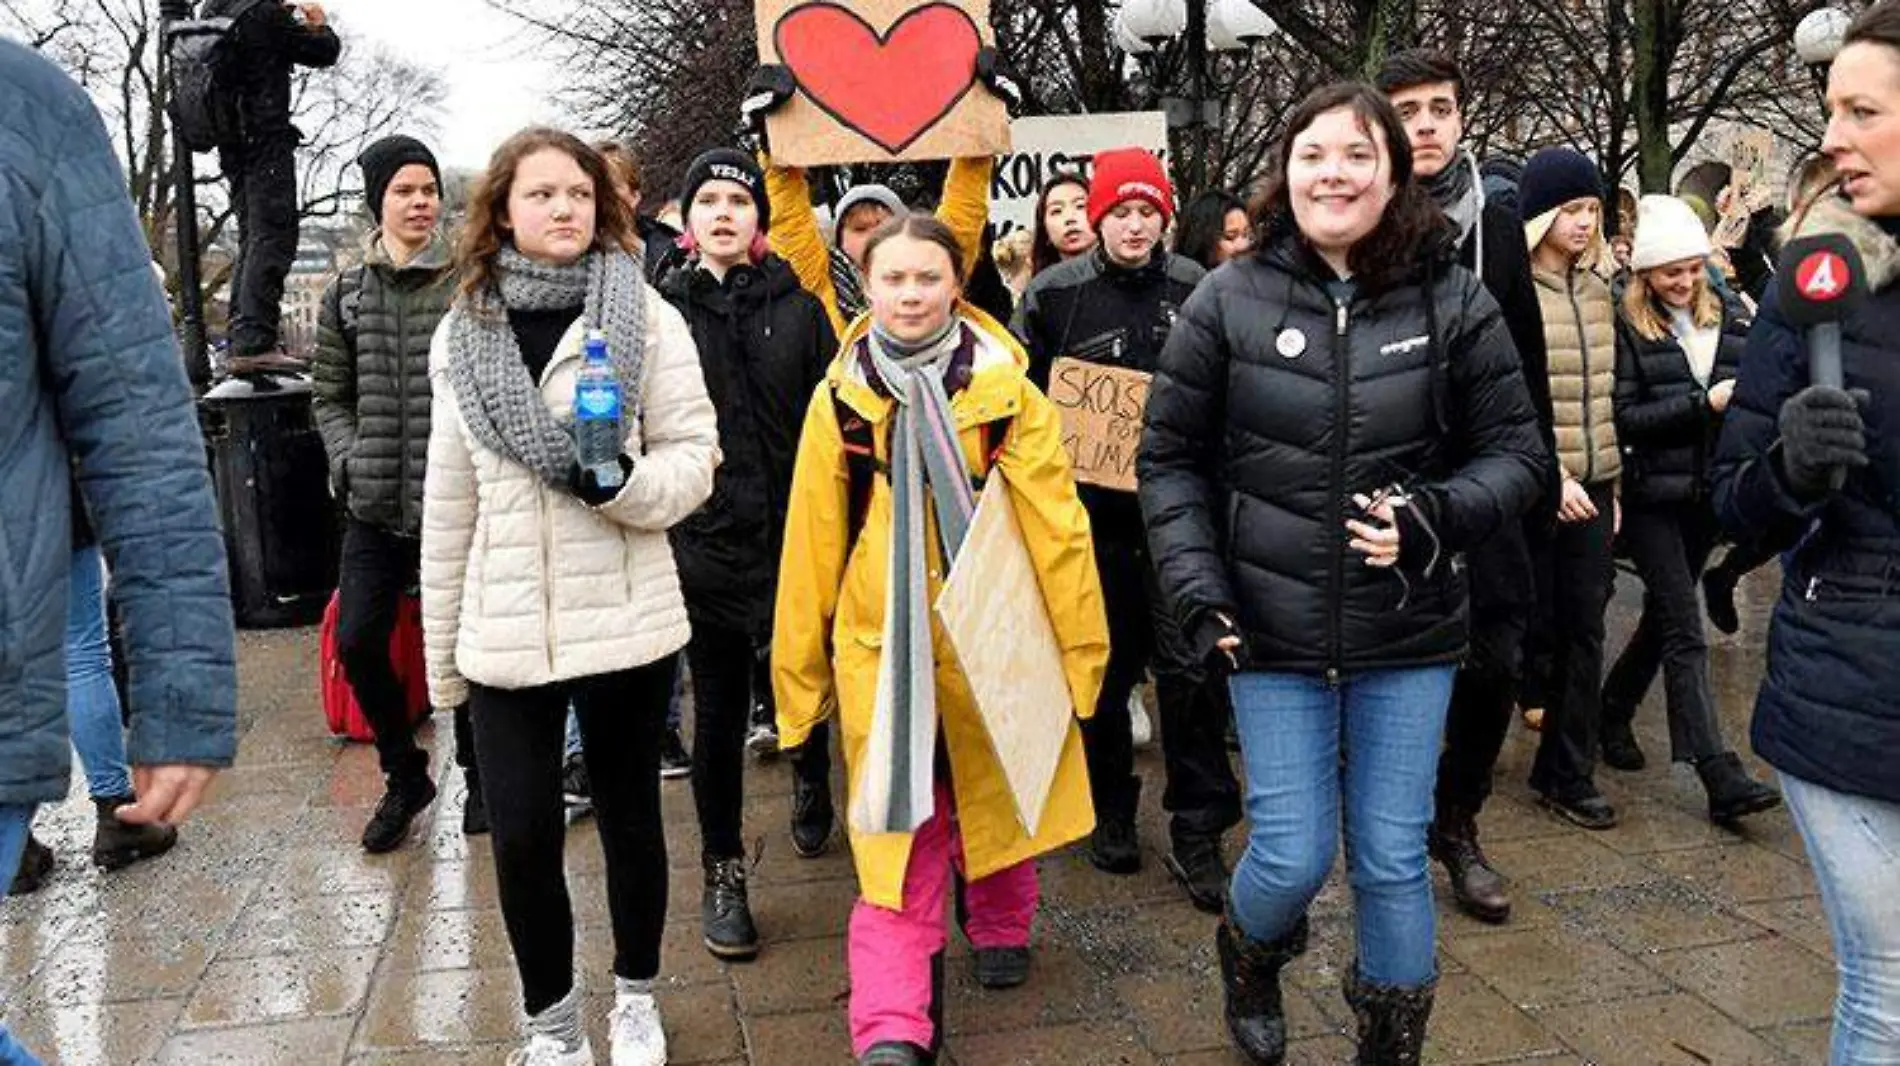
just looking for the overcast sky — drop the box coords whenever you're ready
[324,0,561,170]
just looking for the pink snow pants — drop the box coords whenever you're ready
[847,780,1040,1055]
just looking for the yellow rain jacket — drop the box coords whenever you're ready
[766,157,996,338]
[772,308,1109,910]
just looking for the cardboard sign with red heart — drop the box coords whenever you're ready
[757,0,1011,167]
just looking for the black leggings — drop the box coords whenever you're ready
[685,620,763,859]
[469,658,675,1014]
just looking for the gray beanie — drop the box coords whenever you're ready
[833,184,908,245]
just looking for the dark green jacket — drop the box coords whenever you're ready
[311,233,454,536]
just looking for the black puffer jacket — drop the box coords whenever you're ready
[311,234,454,537]
[202,0,340,148]
[1612,300,1745,507]
[1012,249,1206,544]
[658,253,836,637]
[1713,199,1900,803]
[1139,232,1547,676]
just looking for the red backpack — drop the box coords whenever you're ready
[319,592,431,742]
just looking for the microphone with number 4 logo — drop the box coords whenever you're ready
[1775,234,1871,493]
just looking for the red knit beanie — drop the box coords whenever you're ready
[1087,148,1175,230]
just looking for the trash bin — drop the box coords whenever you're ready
[201,374,339,628]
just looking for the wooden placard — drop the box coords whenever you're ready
[755,0,1011,167]
[1045,357,1151,493]
[936,474,1074,836]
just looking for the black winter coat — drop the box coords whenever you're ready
[1712,200,1900,804]
[658,254,836,637]
[1459,199,1558,614]
[1138,233,1547,676]
[1013,250,1206,544]
[1613,301,1745,508]
[202,0,340,148]
[310,235,454,537]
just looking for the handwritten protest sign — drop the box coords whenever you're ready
[1714,129,1777,249]
[755,0,1010,167]
[1045,357,1150,493]
[937,473,1074,835]
[989,112,1170,238]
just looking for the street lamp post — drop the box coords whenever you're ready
[1116,0,1276,197]
[158,0,211,391]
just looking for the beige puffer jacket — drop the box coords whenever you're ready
[1531,263,1621,485]
[421,288,720,708]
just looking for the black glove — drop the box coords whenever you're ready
[1777,385,1869,499]
[975,46,1024,115]
[1188,610,1246,678]
[567,456,634,507]
[739,65,798,153]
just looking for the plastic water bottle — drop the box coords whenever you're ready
[574,329,625,490]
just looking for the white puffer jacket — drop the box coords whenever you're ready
[421,288,720,707]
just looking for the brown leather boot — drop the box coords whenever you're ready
[1428,808,1510,924]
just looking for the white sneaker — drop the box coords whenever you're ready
[507,1034,595,1066]
[609,991,668,1066]
[1130,690,1154,750]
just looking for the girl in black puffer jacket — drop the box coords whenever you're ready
[1604,195,1780,826]
[657,149,837,964]
[1139,84,1545,1065]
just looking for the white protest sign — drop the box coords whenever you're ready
[989,112,1170,238]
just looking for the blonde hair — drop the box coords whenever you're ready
[1622,262,1722,342]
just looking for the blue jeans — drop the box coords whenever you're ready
[1228,666,1456,988]
[1782,772,1900,1064]
[66,545,133,800]
[0,803,46,1066]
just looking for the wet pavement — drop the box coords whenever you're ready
[2,564,1835,1064]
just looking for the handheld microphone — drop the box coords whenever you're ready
[1776,233,1868,389]
[1776,234,1869,490]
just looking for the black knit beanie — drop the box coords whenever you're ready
[1518,147,1603,224]
[357,135,441,224]
[680,148,771,234]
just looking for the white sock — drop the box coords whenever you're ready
[529,986,585,1052]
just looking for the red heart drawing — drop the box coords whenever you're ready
[775,2,982,155]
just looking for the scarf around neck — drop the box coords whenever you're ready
[447,244,648,488]
[849,320,977,837]
[1426,148,1486,276]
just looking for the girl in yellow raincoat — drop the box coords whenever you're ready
[772,215,1108,1066]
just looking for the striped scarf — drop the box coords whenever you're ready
[849,320,976,836]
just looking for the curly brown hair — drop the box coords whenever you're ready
[455,127,638,307]
[1249,82,1451,294]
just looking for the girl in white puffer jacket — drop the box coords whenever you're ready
[421,126,720,1066]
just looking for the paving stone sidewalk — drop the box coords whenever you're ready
[1,567,1835,1064]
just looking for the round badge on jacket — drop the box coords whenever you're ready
[1276,328,1307,359]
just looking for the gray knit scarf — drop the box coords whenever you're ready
[849,319,975,837]
[446,245,648,487]
[1426,148,1486,277]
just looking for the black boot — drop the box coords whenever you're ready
[1696,753,1782,824]
[791,767,834,859]
[460,769,489,836]
[858,1042,929,1065]
[1165,830,1229,914]
[702,856,761,961]
[361,773,437,854]
[1428,809,1510,924]
[973,945,1031,989]
[1089,778,1142,875]
[1599,716,1647,772]
[9,833,54,896]
[1216,909,1308,1064]
[1702,566,1741,636]
[1343,964,1436,1066]
[91,795,178,871]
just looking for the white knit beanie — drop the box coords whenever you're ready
[1630,194,1713,272]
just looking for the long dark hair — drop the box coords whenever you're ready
[1030,173,1091,275]
[1174,189,1249,270]
[1250,82,1449,294]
